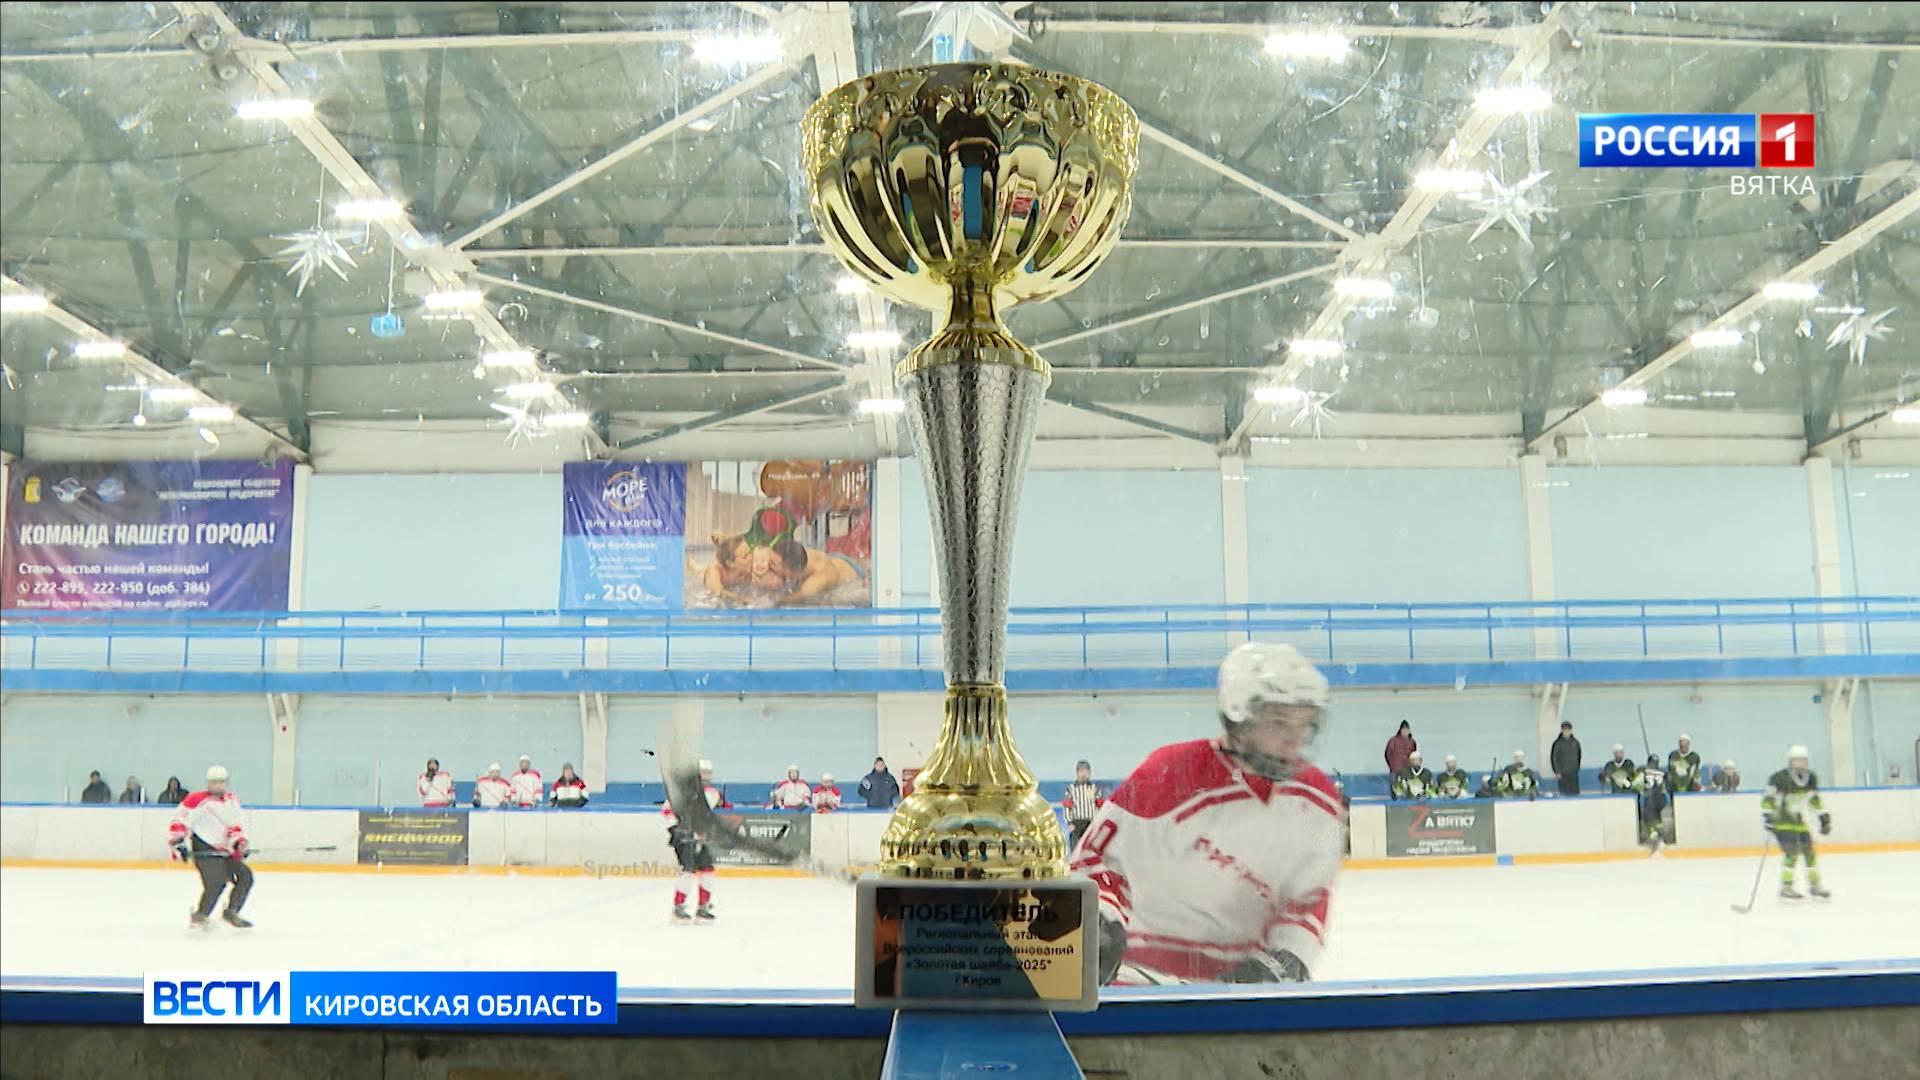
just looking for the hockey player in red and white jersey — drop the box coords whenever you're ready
[663,759,730,921]
[167,765,255,930]
[768,765,811,810]
[811,773,842,813]
[472,764,514,808]
[510,755,544,808]
[1071,642,1344,986]
[417,758,454,808]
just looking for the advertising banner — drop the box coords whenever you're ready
[561,459,874,611]
[1384,801,1497,857]
[357,810,469,867]
[3,460,295,612]
[712,812,812,867]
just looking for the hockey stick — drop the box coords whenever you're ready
[191,844,339,857]
[1635,705,1654,760]
[1731,832,1773,913]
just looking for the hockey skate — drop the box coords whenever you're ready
[695,904,716,921]
[1779,884,1804,899]
[1808,883,1831,899]
[189,913,211,931]
[671,904,691,922]
[222,910,253,929]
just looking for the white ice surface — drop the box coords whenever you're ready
[3,852,1916,990]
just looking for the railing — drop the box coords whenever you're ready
[3,596,1915,681]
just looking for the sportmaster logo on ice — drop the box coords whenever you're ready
[601,469,647,513]
[1579,113,1814,168]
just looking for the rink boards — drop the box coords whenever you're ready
[5,787,1918,873]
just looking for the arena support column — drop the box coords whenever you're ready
[1219,456,1250,648]
[1804,457,1858,784]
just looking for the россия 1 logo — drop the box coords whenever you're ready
[1579,113,1814,169]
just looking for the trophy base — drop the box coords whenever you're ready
[854,875,1098,1012]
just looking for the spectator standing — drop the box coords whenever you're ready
[1435,755,1472,798]
[510,755,544,809]
[1598,745,1639,794]
[811,773,842,813]
[859,757,900,808]
[550,764,589,809]
[473,764,513,808]
[118,776,145,804]
[1384,721,1417,777]
[80,771,112,804]
[769,766,812,810]
[1391,751,1435,801]
[1667,735,1703,793]
[1711,760,1742,793]
[156,776,188,806]
[1551,721,1583,796]
[418,758,454,808]
[1493,750,1539,799]
[1061,761,1104,850]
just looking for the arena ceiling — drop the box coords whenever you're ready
[1,2,1917,464]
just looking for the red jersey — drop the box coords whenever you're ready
[1070,738,1343,984]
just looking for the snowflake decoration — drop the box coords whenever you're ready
[1466,171,1552,248]
[901,2,1029,61]
[1279,390,1341,438]
[274,227,359,295]
[1823,308,1895,366]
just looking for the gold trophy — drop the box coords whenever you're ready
[803,63,1137,1009]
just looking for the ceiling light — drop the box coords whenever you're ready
[1601,387,1649,407]
[835,276,869,296]
[502,381,555,400]
[1334,277,1393,300]
[847,329,904,349]
[691,34,781,66]
[1891,406,1920,425]
[686,116,718,134]
[72,341,127,359]
[132,413,148,427]
[481,349,536,368]
[1413,168,1485,193]
[1689,328,1743,348]
[542,410,592,429]
[1700,390,1738,398]
[235,98,314,121]
[1,292,50,313]
[1761,281,1819,301]
[857,397,907,415]
[1474,85,1552,114]
[1287,338,1344,359]
[146,386,199,403]
[335,198,406,221]
[1262,31,1349,61]
[188,404,235,422]
[1255,385,1307,405]
[422,289,485,309]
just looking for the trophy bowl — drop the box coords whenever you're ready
[802,63,1139,319]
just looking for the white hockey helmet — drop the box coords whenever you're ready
[1217,643,1328,779]
[1787,744,1810,764]
[205,765,229,783]
[821,772,834,784]
[1612,743,1626,753]
[1409,750,1424,766]
[1444,754,1457,767]
[698,759,714,776]
[1513,749,1526,762]
[1218,642,1329,723]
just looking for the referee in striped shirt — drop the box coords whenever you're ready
[1062,760,1104,852]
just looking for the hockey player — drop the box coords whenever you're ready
[1667,735,1703,793]
[664,759,730,921]
[1636,754,1670,846]
[1434,755,1472,799]
[167,765,254,930]
[510,755,543,808]
[1598,744,1638,794]
[1763,745,1830,899]
[1391,750,1434,801]
[417,758,454,808]
[1062,760,1104,851]
[1071,642,1343,986]
[1493,750,1538,799]
[768,766,811,810]
[811,773,842,813]
[472,764,513,808]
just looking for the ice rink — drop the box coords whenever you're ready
[4,851,1917,990]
